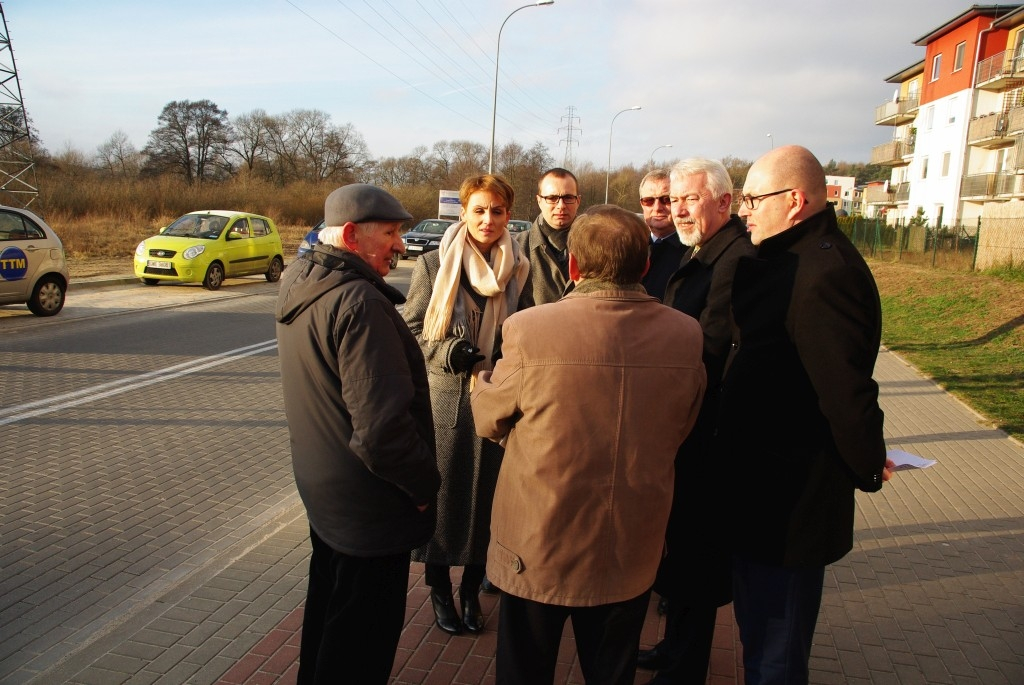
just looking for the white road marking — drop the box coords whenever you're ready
[0,339,278,426]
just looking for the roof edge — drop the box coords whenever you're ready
[912,4,1023,45]
[885,60,926,83]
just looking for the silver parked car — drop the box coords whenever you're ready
[0,205,69,316]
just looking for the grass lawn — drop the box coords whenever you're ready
[870,260,1024,442]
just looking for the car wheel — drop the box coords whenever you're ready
[389,254,399,269]
[27,275,65,316]
[142,278,159,286]
[203,262,225,290]
[265,256,284,283]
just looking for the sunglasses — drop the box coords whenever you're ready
[639,195,671,207]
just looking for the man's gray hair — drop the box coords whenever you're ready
[670,158,733,200]
[640,169,670,187]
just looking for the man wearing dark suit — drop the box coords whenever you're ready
[720,145,894,684]
[638,170,684,301]
[639,158,755,685]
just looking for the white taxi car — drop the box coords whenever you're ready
[0,205,69,316]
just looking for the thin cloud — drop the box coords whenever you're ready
[12,0,972,165]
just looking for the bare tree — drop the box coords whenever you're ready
[50,142,91,179]
[96,130,141,178]
[448,140,486,181]
[262,109,369,184]
[496,141,553,219]
[231,109,273,173]
[720,155,753,191]
[431,141,454,182]
[142,99,232,184]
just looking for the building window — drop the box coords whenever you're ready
[948,96,958,124]
[921,157,929,179]
[932,53,942,82]
[925,106,935,131]
[954,42,966,72]
[942,152,951,177]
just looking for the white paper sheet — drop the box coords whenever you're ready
[886,448,937,470]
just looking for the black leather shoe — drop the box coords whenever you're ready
[430,590,463,635]
[480,576,498,594]
[637,642,672,671]
[461,592,484,634]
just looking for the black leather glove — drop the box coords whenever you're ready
[449,340,485,373]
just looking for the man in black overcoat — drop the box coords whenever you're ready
[638,158,754,685]
[719,145,895,684]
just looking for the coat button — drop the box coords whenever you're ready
[819,240,832,249]
[511,558,522,573]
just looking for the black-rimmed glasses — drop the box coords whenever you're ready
[736,188,793,210]
[539,194,580,205]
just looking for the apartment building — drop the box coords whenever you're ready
[825,175,857,214]
[870,4,1024,227]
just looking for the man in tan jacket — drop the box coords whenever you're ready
[471,205,706,685]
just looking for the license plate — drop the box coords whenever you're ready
[148,260,172,269]
[407,245,423,252]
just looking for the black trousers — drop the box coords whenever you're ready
[732,556,825,685]
[649,602,719,684]
[496,590,650,685]
[297,527,410,685]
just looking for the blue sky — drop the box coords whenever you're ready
[10,0,972,169]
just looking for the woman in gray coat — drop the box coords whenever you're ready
[403,174,529,635]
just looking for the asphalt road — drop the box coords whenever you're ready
[0,260,414,683]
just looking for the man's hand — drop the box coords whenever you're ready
[449,340,485,373]
[881,458,896,482]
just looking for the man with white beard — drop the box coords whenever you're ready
[639,158,754,685]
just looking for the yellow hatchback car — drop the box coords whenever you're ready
[134,211,284,290]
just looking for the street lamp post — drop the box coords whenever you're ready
[767,132,774,149]
[489,1,554,174]
[649,143,672,167]
[605,105,642,203]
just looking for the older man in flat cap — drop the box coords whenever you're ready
[276,184,440,684]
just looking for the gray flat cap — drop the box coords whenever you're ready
[324,184,413,226]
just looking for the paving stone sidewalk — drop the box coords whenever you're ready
[13,347,1024,684]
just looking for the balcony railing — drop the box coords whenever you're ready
[960,171,1024,198]
[894,181,910,202]
[870,137,915,166]
[967,106,1024,148]
[863,182,910,205]
[975,49,1024,89]
[875,97,920,126]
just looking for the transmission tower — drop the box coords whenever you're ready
[0,4,37,208]
[558,106,581,170]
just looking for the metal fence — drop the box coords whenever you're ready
[837,216,1024,272]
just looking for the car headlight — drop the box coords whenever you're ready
[428,239,441,246]
[183,245,205,260]
[299,239,312,250]
[135,241,146,257]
